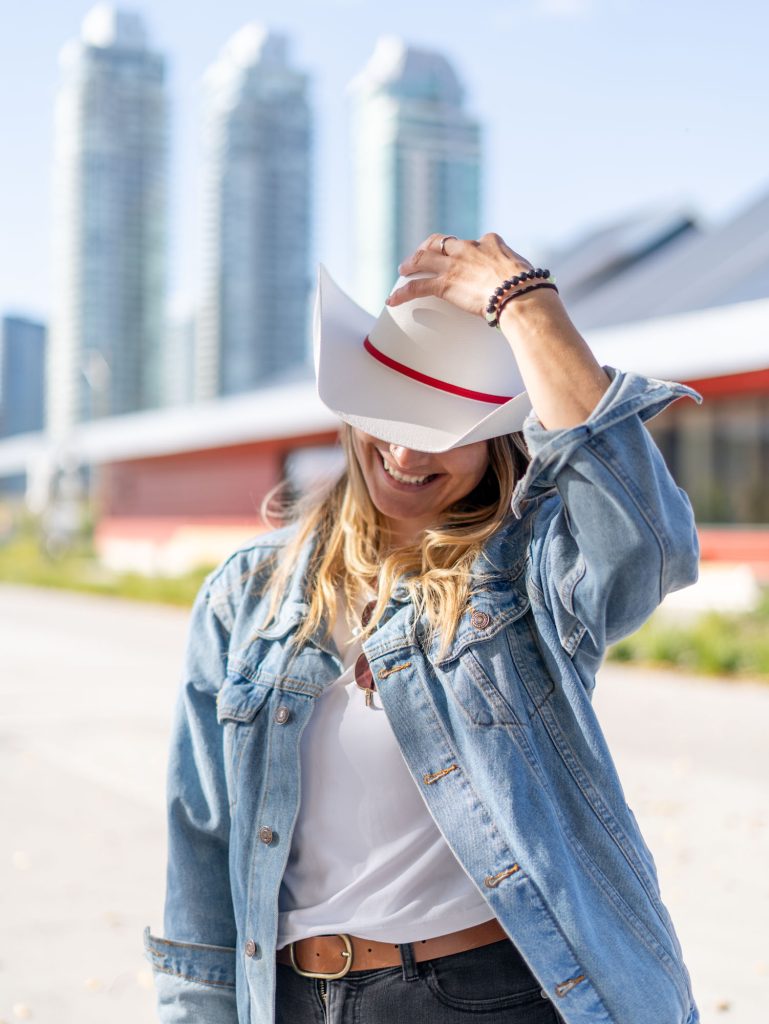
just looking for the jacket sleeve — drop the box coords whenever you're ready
[513,368,700,661]
[144,575,238,1023]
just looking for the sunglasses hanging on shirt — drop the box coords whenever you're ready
[354,600,377,707]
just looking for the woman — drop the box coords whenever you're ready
[145,233,701,1024]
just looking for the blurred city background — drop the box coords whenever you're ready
[1,1,768,1022]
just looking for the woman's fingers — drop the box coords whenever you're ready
[391,235,458,307]
[386,274,444,307]
[425,232,468,255]
[397,246,444,276]
[390,232,534,315]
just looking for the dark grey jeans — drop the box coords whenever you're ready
[275,939,565,1023]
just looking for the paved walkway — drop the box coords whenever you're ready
[1,584,767,1023]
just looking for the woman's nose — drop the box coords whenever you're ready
[388,444,429,469]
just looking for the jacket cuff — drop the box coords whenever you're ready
[144,927,238,1023]
[144,927,237,988]
[511,367,701,517]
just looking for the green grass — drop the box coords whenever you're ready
[0,528,212,607]
[609,591,769,680]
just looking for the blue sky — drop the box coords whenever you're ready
[3,0,768,320]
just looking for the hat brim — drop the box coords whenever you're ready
[315,266,532,453]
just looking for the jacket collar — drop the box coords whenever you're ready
[251,507,536,662]
[362,512,534,664]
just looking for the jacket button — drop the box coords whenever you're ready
[258,825,274,845]
[274,706,290,724]
[470,610,491,630]
[245,939,259,958]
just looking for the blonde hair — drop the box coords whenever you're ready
[260,426,529,654]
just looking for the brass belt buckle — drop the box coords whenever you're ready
[289,933,354,979]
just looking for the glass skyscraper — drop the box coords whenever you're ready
[0,316,47,438]
[48,5,168,434]
[197,25,312,399]
[351,37,481,312]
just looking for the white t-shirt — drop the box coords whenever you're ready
[277,597,492,947]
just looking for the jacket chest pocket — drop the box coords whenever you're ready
[216,675,272,808]
[445,612,555,728]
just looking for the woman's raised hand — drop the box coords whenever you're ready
[387,232,542,320]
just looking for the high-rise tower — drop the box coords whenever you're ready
[48,5,167,433]
[0,316,47,438]
[350,37,481,312]
[197,26,312,399]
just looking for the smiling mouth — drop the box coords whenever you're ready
[379,452,438,487]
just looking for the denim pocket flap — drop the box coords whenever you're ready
[216,676,271,724]
[143,927,236,988]
[432,590,530,666]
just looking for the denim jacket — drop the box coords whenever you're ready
[144,370,701,1024]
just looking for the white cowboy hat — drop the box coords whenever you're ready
[313,264,531,452]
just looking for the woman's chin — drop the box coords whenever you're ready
[373,494,436,525]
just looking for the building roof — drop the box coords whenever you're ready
[0,380,338,477]
[588,296,769,382]
[350,36,464,104]
[203,25,305,113]
[206,23,289,78]
[548,205,700,304]
[81,5,148,51]
[568,184,769,329]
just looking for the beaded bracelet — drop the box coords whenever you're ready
[485,268,557,328]
[485,267,549,318]
[494,282,559,325]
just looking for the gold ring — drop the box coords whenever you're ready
[440,234,457,256]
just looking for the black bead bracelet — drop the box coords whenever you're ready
[485,268,557,327]
[485,267,550,312]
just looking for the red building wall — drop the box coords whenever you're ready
[92,372,769,574]
[98,431,339,520]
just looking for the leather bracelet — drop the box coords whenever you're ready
[495,281,559,323]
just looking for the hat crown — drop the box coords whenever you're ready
[368,274,524,397]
